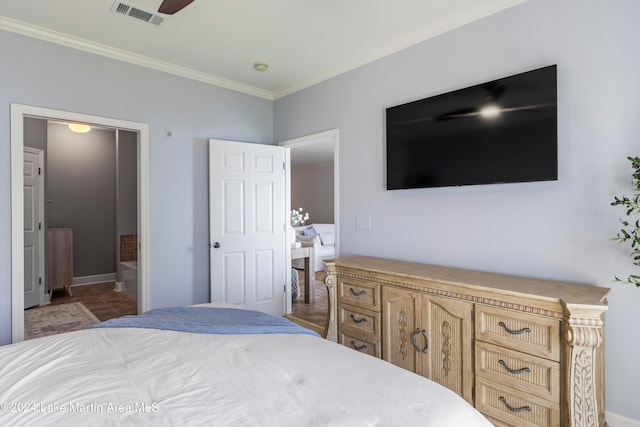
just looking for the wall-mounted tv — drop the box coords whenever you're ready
[385,65,557,190]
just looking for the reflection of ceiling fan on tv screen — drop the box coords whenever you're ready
[158,0,195,15]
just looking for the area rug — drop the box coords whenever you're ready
[24,302,100,340]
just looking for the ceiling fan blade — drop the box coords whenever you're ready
[158,0,195,14]
[483,83,506,103]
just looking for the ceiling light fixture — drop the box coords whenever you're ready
[68,123,92,133]
[253,62,268,72]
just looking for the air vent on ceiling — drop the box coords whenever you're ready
[111,1,165,27]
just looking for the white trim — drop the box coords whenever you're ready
[72,273,118,286]
[279,128,340,313]
[11,110,25,342]
[0,17,273,101]
[284,147,292,313]
[1,1,525,100]
[10,103,150,343]
[278,129,338,149]
[607,411,640,427]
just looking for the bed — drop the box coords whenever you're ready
[0,304,492,426]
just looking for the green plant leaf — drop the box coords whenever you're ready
[612,155,640,288]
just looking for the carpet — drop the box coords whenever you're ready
[24,302,100,340]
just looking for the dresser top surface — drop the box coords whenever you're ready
[330,256,610,308]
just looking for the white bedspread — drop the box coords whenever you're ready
[0,327,492,426]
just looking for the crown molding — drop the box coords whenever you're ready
[273,0,527,99]
[1,0,525,101]
[0,16,274,100]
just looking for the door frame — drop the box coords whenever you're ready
[23,146,46,307]
[10,103,150,343]
[278,128,339,314]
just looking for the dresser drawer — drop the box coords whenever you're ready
[476,342,560,402]
[476,377,560,427]
[338,304,380,339]
[484,415,515,427]
[339,333,381,358]
[338,277,380,311]
[475,305,560,361]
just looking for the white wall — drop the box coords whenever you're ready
[291,161,334,224]
[274,0,640,421]
[0,29,273,344]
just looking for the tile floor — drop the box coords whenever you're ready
[47,282,138,322]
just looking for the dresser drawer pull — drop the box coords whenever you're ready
[349,314,367,324]
[411,328,421,352]
[349,288,366,297]
[421,329,429,353]
[498,321,531,335]
[498,359,531,375]
[350,340,368,351]
[499,396,531,413]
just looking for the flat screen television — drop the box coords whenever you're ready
[385,65,557,190]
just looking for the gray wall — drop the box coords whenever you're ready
[24,119,138,280]
[24,117,47,152]
[0,29,274,344]
[47,122,116,277]
[117,130,138,237]
[274,0,640,421]
[291,161,334,224]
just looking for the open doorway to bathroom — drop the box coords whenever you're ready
[22,118,139,340]
[11,103,150,343]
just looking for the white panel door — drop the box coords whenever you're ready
[24,148,44,309]
[209,139,287,315]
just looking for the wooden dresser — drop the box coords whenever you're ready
[324,256,609,427]
[47,227,74,297]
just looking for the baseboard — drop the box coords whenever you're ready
[608,411,640,427]
[72,273,117,286]
[40,291,50,306]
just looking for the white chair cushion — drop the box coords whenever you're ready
[311,223,334,235]
[319,232,335,246]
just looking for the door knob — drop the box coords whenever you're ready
[212,242,221,249]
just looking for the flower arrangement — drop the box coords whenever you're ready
[611,155,640,287]
[290,207,310,226]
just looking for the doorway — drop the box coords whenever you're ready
[279,129,339,332]
[22,121,140,339]
[10,103,150,343]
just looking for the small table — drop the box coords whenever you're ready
[291,246,315,303]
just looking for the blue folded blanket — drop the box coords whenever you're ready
[91,306,319,337]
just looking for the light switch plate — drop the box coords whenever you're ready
[356,216,372,230]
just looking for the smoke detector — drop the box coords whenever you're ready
[253,62,269,72]
[111,1,166,27]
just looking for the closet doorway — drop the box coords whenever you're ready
[10,104,150,343]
